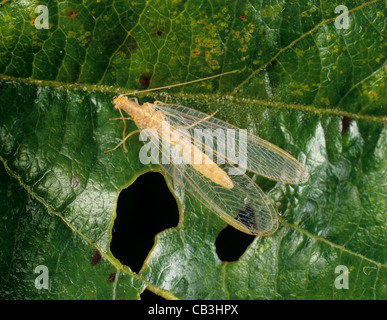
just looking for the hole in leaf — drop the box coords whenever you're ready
[110,172,179,273]
[141,289,165,300]
[215,225,255,262]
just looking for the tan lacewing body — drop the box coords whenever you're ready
[107,72,309,236]
[112,95,234,189]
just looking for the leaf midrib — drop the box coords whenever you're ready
[0,75,385,124]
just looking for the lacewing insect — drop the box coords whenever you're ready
[105,71,309,236]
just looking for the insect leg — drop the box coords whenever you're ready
[127,97,139,104]
[116,107,129,152]
[154,96,171,104]
[104,129,142,154]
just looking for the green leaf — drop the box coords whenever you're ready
[0,0,386,300]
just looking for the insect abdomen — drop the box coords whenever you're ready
[181,141,234,189]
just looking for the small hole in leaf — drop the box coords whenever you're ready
[215,225,255,262]
[141,289,165,300]
[110,172,179,273]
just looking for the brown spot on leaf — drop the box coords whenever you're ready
[139,75,151,88]
[68,11,76,19]
[341,116,351,134]
[108,273,117,282]
[268,60,277,67]
[90,249,102,266]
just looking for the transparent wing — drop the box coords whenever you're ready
[142,127,278,235]
[166,162,278,235]
[153,103,309,184]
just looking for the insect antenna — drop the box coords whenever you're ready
[121,69,240,96]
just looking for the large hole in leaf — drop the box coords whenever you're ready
[215,225,255,262]
[110,172,179,273]
[141,289,165,300]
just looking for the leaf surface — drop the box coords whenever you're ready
[0,0,386,299]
